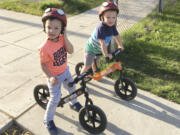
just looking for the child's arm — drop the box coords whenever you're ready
[99,39,112,59]
[40,62,58,86]
[114,34,124,50]
[63,28,74,54]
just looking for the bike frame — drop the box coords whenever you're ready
[58,73,93,108]
[87,49,123,81]
[88,61,122,80]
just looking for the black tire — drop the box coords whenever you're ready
[79,105,107,134]
[75,62,92,82]
[34,84,50,109]
[75,62,84,75]
[114,78,137,101]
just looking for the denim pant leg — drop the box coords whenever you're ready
[44,78,62,124]
[63,67,78,105]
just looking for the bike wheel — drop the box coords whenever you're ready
[114,77,137,101]
[79,105,107,134]
[75,62,84,75]
[75,62,92,82]
[34,84,50,109]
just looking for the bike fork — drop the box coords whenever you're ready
[119,70,126,88]
[84,92,93,118]
[119,70,128,90]
[119,70,123,80]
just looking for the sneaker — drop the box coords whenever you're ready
[45,120,58,135]
[70,102,82,112]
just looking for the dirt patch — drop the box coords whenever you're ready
[0,123,33,135]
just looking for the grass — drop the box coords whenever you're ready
[0,0,105,16]
[99,0,180,104]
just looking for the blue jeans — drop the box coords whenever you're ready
[44,67,78,125]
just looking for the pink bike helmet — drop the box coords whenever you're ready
[98,1,119,21]
[42,8,67,33]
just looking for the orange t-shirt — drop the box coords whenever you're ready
[39,36,67,75]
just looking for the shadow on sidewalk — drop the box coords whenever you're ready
[0,15,90,39]
[55,112,131,135]
[56,127,73,135]
[0,15,42,28]
[87,79,180,128]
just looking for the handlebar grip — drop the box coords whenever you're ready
[105,57,110,62]
[68,77,79,87]
[113,48,121,57]
[68,71,90,87]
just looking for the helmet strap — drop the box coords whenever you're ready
[60,26,64,34]
[100,15,104,21]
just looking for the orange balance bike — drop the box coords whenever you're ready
[75,49,137,101]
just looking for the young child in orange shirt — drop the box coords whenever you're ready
[39,8,82,135]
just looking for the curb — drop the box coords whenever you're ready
[0,103,36,134]
[0,119,13,134]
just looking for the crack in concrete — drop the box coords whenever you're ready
[0,109,14,119]
[0,26,29,35]
[15,103,37,120]
[4,53,32,65]
[14,31,43,43]
[0,79,32,100]
[0,40,37,53]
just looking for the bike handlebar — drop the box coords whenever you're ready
[68,72,90,87]
[113,48,121,57]
[106,48,121,62]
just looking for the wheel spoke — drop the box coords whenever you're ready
[124,83,129,89]
[85,119,89,122]
[124,89,127,95]
[92,121,96,128]
[43,89,46,94]
[92,111,97,119]
[89,111,98,128]
[119,84,122,90]
[38,91,43,96]
[38,89,49,103]
[126,88,132,93]
[94,118,101,123]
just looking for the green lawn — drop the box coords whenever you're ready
[0,0,105,16]
[101,0,180,104]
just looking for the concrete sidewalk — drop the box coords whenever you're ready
[0,0,180,135]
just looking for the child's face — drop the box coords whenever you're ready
[103,10,117,27]
[45,19,62,41]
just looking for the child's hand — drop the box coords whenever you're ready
[49,76,58,86]
[119,46,124,51]
[107,54,113,60]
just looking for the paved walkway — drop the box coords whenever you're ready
[0,0,180,135]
